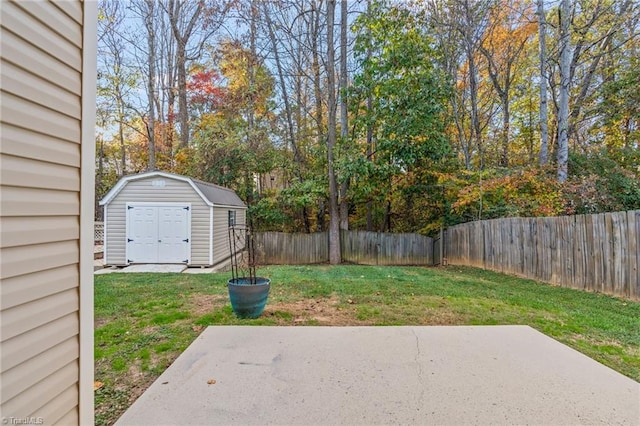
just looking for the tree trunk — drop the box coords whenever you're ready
[338,0,349,231]
[118,105,126,174]
[248,0,256,132]
[244,0,257,205]
[557,0,570,182]
[500,92,509,167]
[537,0,549,166]
[537,0,548,166]
[176,41,189,149]
[311,0,324,152]
[326,0,341,265]
[365,0,374,231]
[468,52,483,169]
[145,0,156,170]
[366,90,374,231]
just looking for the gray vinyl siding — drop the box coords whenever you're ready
[0,1,85,424]
[212,207,246,265]
[105,176,211,266]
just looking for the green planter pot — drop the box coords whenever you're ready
[227,277,270,319]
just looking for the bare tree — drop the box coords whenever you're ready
[164,0,231,150]
[427,1,472,169]
[262,3,303,166]
[458,0,489,169]
[430,0,491,169]
[128,0,174,169]
[98,0,133,175]
[567,0,634,145]
[167,0,202,149]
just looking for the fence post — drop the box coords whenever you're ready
[439,226,444,266]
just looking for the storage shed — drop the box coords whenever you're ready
[99,171,247,267]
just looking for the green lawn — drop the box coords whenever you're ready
[94,265,640,426]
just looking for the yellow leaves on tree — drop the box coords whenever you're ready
[452,167,565,220]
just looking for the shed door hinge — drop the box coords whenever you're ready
[128,206,134,210]
[127,238,133,242]
[183,238,189,243]
[183,259,189,263]
[183,206,190,211]
[127,259,133,263]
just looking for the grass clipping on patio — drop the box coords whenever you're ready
[94,265,640,426]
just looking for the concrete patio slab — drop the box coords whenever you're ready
[116,326,640,425]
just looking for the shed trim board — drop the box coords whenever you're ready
[209,207,214,265]
[125,202,192,264]
[103,205,109,265]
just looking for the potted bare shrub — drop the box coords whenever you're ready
[227,225,270,318]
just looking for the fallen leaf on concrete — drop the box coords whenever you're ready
[207,379,217,385]
[162,381,169,385]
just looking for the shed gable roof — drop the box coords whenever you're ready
[99,171,246,208]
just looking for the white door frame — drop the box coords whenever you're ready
[125,202,192,264]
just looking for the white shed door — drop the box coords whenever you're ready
[127,205,190,263]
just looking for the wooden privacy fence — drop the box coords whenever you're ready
[341,230,433,265]
[445,210,640,300]
[254,232,328,265]
[254,231,434,266]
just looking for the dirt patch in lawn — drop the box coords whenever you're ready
[189,293,227,316]
[95,317,111,329]
[264,296,371,326]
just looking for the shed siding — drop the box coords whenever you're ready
[105,176,211,265]
[0,1,88,424]
[212,207,246,265]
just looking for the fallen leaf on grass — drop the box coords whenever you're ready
[207,379,216,385]
[93,381,104,391]
[192,325,204,333]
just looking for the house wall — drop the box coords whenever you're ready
[105,176,211,266]
[212,207,247,265]
[0,1,96,424]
